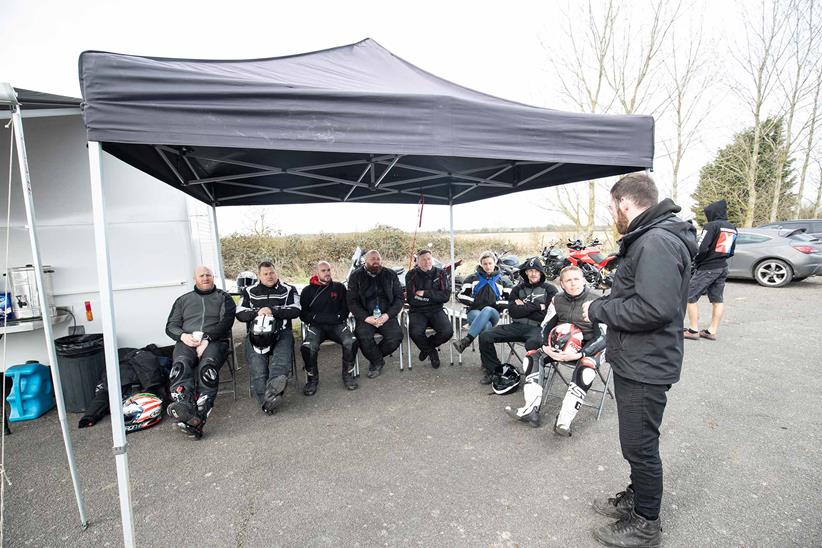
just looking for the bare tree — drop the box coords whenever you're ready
[607,0,683,116]
[550,0,618,234]
[543,182,588,234]
[660,15,715,203]
[814,160,822,215]
[732,0,792,227]
[795,72,821,216]
[244,207,278,236]
[768,0,819,222]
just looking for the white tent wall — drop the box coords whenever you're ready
[0,113,205,368]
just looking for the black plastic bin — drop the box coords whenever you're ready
[55,334,106,413]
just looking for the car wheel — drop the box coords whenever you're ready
[753,259,793,287]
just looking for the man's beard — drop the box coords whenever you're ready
[615,208,630,235]
[366,264,382,275]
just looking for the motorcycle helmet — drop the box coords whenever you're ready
[548,323,584,353]
[491,365,521,395]
[123,393,163,433]
[236,271,257,292]
[249,314,279,354]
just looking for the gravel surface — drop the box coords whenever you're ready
[4,277,821,547]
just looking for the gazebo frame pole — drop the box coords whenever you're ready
[10,103,89,530]
[87,141,136,548]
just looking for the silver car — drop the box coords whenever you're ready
[727,228,822,287]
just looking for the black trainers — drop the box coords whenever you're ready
[262,375,288,415]
[593,487,635,519]
[593,508,661,547]
[451,337,473,354]
[367,363,383,379]
[303,378,319,396]
[342,364,359,390]
[429,349,441,369]
[418,349,429,362]
[505,406,541,428]
[452,336,472,354]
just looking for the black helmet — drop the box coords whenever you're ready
[491,365,521,395]
[249,315,279,354]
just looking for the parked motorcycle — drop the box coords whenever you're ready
[540,241,567,280]
[565,238,618,290]
[494,250,520,284]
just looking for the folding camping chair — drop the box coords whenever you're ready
[217,333,239,401]
[402,305,458,369]
[538,352,614,420]
[299,317,361,379]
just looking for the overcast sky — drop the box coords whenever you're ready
[1,0,751,235]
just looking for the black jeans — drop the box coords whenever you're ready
[478,321,542,373]
[408,308,454,354]
[354,317,403,367]
[614,372,671,520]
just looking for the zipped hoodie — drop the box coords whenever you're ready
[694,200,738,271]
[457,266,512,311]
[507,257,557,325]
[299,276,349,325]
[165,285,236,342]
[588,198,697,384]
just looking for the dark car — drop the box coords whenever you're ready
[758,219,822,240]
[727,228,822,287]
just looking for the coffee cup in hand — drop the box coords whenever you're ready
[192,331,204,342]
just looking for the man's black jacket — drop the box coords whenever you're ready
[300,276,349,325]
[346,266,404,321]
[235,280,301,332]
[588,199,697,385]
[406,266,451,312]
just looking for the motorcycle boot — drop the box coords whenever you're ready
[262,375,288,415]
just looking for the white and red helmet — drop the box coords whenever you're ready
[548,323,584,353]
[123,393,163,433]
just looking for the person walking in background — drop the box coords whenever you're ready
[685,199,738,341]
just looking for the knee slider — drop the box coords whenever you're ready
[572,364,596,390]
[199,363,219,389]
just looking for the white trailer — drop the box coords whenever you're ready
[1,98,219,368]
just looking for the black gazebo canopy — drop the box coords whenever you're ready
[78,38,654,207]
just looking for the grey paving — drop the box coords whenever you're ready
[4,278,821,547]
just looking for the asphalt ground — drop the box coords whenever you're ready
[4,277,821,547]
